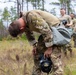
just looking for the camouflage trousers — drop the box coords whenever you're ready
[73,34,76,48]
[62,43,72,57]
[32,35,64,75]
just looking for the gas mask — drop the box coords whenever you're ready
[39,54,53,73]
[62,20,67,25]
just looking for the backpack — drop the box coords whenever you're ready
[51,25,73,45]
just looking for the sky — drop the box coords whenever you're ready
[0,0,76,27]
[0,0,15,10]
[0,0,76,16]
[0,0,60,16]
[0,0,59,10]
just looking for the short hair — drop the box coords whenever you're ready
[60,8,66,10]
[8,21,21,37]
[70,13,75,15]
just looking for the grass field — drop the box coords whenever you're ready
[0,40,76,75]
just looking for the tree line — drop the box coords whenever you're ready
[0,0,75,40]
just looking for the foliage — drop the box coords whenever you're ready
[1,7,10,28]
[2,7,10,20]
[30,0,42,9]
[0,19,4,29]
[50,8,56,16]
[0,6,17,39]
[0,40,76,75]
[10,6,17,21]
[5,33,27,41]
[19,33,28,40]
[24,0,45,10]
[50,0,73,14]
[0,19,6,40]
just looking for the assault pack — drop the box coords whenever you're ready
[51,20,73,46]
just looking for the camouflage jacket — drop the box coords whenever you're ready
[22,10,60,47]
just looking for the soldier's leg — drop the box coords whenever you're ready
[62,45,68,58]
[67,43,72,57]
[32,54,41,75]
[63,46,67,57]
[51,45,64,75]
[73,34,76,48]
[32,35,46,75]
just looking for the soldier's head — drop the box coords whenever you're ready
[60,8,66,16]
[8,18,26,37]
[70,13,75,19]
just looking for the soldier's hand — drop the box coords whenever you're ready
[44,47,52,58]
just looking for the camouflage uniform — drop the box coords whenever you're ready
[59,14,73,57]
[32,35,63,75]
[22,10,63,75]
[72,18,76,48]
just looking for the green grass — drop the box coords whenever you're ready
[71,70,76,75]
[0,40,76,75]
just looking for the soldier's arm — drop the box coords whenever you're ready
[28,12,53,47]
[66,16,73,26]
[25,28,37,46]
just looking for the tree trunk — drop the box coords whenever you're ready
[35,0,37,9]
[37,0,39,9]
[22,0,24,11]
[17,0,20,17]
[42,0,44,10]
[17,0,22,17]
[66,0,70,15]
[26,0,28,11]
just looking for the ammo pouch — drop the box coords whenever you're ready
[51,26,73,45]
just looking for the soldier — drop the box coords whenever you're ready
[70,13,76,48]
[8,10,64,75]
[59,8,73,57]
